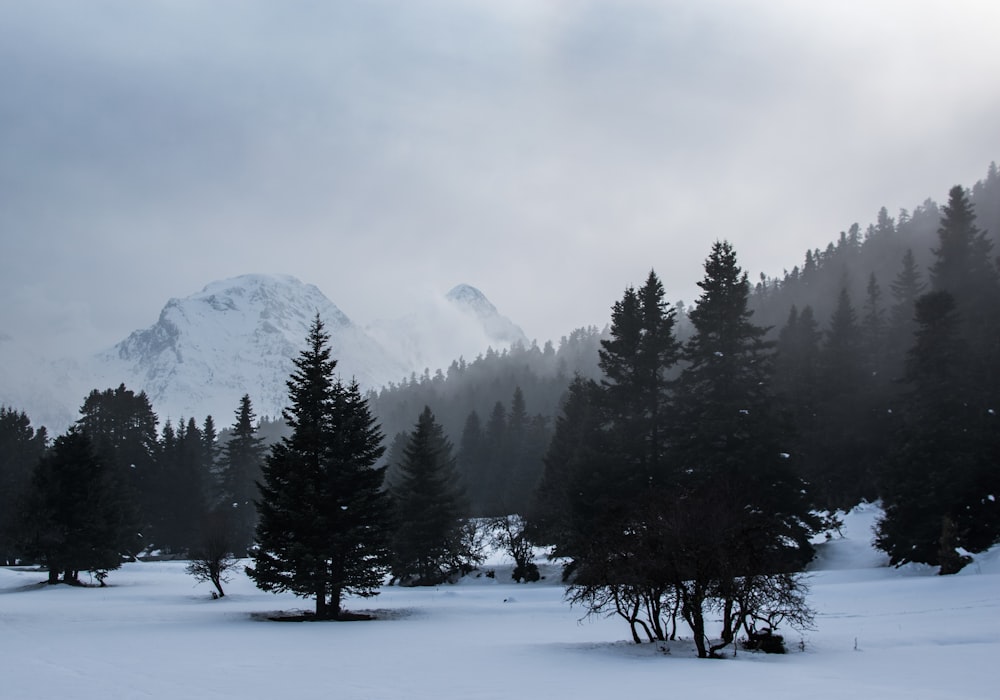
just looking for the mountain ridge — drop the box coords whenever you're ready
[1,274,529,433]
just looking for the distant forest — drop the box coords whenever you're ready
[367,162,1000,517]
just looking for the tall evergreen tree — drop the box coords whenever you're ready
[598,270,681,481]
[152,417,210,553]
[480,401,507,515]
[930,185,1000,400]
[931,186,991,303]
[887,248,926,377]
[457,410,487,513]
[538,271,684,645]
[201,415,219,490]
[220,395,267,555]
[672,241,818,657]
[877,291,1000,573]
[389,406,470,585]
[77,385,158,543]
[247,316,392,619]
[532,377,606,554]
[774,305,822,407]
[0,407,48,565]
[773,305,823,499]
[20,429,137,584]
[811,287,878,507]
[861,273,888,380]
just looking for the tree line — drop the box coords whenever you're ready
[0,171,997,655]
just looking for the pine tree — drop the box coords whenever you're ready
[538,272,683,645]
[774,305,822,406]
[861,273,888,380]
[930,185,1000,401]
[598,270,681,481]
[457,410,487,513]
[0,407,48,565]
[220,395,266,555]
[481,401,507,515]
[877,291,1000,573]
[20,429,137,584]
[672,241,817,657]
[201,415,219,491]
[773,306,822,498]
[77,385,158,543]
[389,406,470,585]
[247,316,392,619]
[931,186,989,303]
[811,286,877,507]
[887,249,926,377]
[532,377,606,555]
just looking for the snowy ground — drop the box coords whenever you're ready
[2,504,998,699]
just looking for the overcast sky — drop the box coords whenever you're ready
[2,0,999,356]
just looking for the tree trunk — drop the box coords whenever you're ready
[682,586,709,658]
[330,585,342,620]
[315,585,328,619]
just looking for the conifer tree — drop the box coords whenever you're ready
[77,385,158,543]
[812,287,878,507]
[887,249,926,376]
[20,429,137,584]
[532,377,606,555]
[480,401,507,515]
[930,185,1000,401]
[389,406,470,585]
[539,271,683,644]
[598,270,680,481]
[0,407,48,565]
[201,415,219,487]
[220,394,266,555]
[247,316,392,619]
[152,417,208,553]
[672,241,817,657]
[457,410,487,513]
[877,291,1000,573]
[773,305,823,498]
[861,273,888,380]
[774,305,822,406]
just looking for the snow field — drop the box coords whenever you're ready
[2,506,998,699]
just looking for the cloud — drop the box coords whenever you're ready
[1,0,999,354]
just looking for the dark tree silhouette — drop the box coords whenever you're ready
[248,315,392,619]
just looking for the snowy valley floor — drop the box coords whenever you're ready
[2,504,998,700]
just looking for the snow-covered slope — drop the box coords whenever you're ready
[91,274,408,424]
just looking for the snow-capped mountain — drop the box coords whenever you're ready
[446,284,527,347]
[0,274,527,433]
[365,283,529,376]
[91,273,409,425]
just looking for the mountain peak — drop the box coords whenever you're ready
[195,273,351,327]
[446,284,497,315]
[445,284,527,347]
[95,274,405,425]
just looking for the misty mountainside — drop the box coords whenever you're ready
[749,162,1000,333]
[0,274,529,432]
[364,283,528,379]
